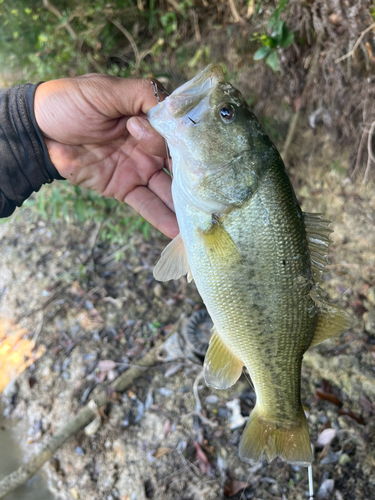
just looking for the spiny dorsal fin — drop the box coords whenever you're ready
[153,233,193,282]
[204,327,243,389]
[309,290,352,347]
[303,212,332,283]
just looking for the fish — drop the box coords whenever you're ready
[147,64,351,466]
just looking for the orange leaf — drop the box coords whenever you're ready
[0,317,45,394]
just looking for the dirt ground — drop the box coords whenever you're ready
[1,86,375,500]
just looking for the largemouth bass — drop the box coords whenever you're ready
[147,64,351,466]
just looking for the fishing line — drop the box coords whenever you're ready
[242,367,254,392]
[151,80,173,177]
[308,459,314,500]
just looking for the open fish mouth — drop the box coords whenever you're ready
[147,64,226,138]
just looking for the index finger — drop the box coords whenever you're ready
[76,75,169,118]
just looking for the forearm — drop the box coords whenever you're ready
[0,83,64,218]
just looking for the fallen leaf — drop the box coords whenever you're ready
[70,281,85,298]
[338,408,365,425]
[97,360,117,372]
[224,480,250,497]
[77,310,104,330]
[316,388,343,407]
[0,317,45,394]
[153,447,171,459]
[163,419,172,439]
[194,441,212,474]
[316,428,337,448]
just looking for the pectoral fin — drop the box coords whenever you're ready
[153,233,193,282]
[204,328,243,389]
[201,216,241,265]
[309,294,352,348]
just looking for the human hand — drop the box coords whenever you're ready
[34,74,178,239]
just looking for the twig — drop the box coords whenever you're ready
[101,243,131,265]
[0,321,181,499]
[335,22,375,63]
[193,369,204,413]
[184,369,217,428]
[31,310,44,344]
[190,9,201,43]
[42,0,77,40]
[110,19,141,70]
[42,0,102,73]
[363,120,375,184]
[367,121,375,164]
[228,0,245,23]
[351,126,368,179]
[281,111,300,164]
[246,0,255,19]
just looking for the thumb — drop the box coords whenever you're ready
[127,116,168,157]
[75,75,169,117]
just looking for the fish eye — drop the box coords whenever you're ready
[219,104,236,124]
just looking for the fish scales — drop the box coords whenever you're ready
[148,64,351,466]
[182,162,316,415]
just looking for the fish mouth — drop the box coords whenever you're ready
[147,64,226,137]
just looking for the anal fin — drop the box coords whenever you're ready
[310,293,352,348]
[153,233,193,282]
[204,328,243,389]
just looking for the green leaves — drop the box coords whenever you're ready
[252,0,294,73]
[265,51,279,72]
[253,46,271,60]
[34,183,151,247]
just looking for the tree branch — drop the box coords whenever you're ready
[42,0,102,73]
[335,22,375,64]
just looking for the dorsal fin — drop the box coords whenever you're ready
[303,212,332,283]
[153,233,193,282]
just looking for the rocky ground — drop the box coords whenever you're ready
[0,109,375,500]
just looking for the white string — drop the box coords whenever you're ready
[308,464,314,499]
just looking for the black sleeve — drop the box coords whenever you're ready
[0,83,65,218]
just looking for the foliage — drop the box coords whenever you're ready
[253,0,294,72]
[24,183,151,246]
[0,0,209,83]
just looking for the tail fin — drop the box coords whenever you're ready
[239,406,312,466]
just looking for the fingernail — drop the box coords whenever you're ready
[127,117,144,141]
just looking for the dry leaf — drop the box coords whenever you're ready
[97,360,117,372]
[224,480,250,497]
[194,441,211,474]
[315,388,343,407]
[316,428,337,448]
[337,407,365,425]
[0,316,45,394]
[77,310,104,330]
[153,447,171,459]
